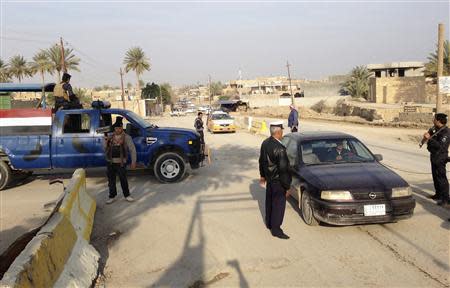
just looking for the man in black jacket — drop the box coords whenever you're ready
[424,113,449,206]
[259,121,292,239]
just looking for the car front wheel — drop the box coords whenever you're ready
[301,190,319,226]
[0,161,12,191]
[153,152,186,183]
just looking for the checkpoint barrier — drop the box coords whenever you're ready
[0,169,99,288]
[234,116,268,136]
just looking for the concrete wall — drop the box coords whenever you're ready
[302,82,341,98]
[369,76,426,104]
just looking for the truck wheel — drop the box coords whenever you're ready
[0,161,12,190]
[301,190,319,226]
[154,152,186,183]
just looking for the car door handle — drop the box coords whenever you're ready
[59,139,64,144]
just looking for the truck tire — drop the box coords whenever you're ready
[0,161,12,191]
[154,152,186,183]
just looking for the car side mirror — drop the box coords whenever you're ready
[374,154,383,161]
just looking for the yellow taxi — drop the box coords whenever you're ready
[207,111,236,133]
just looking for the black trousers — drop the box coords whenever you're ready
[107,163,130,198]
[265,181,287,232]
[431,161,449,202]
[198,130,205,144]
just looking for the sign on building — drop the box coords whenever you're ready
[439,76,450,94]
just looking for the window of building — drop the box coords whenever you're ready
[398,69,405,77]
[63,113,91,134]
[375,71,382,78]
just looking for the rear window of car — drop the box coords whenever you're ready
[300,138,375,165]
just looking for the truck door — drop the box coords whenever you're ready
[53,111,96,168]
[92,112,146,166]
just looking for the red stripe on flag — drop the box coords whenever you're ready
[0,109,52,118]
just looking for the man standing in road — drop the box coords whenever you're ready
[424,113,450,207]
[195,112,205,144]
[288,105,299,132]
[259,121,292,239]
[104,117,137,204]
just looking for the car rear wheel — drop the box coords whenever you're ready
[0,161,12,191]
[301,190,319,226]
[153,152,186,183]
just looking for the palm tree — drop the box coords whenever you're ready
[8,55,31,83]
[0,58,11,82]
[425,40,450,77]
[46,44,80,80]
[340,66,371,99]
[123,47,151,97]
[30,51,53,85]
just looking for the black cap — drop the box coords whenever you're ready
[62,72,71,82]
[112,116,123,128]
[435,113,448,125]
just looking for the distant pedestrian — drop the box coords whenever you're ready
[104,117,137,204]
[288,105,299,132]
[195,112,205,144]
[52,72,81,110]
[424,113,449,207]
[259,121,292,239]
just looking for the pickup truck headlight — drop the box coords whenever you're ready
[391,187,412,198]
[321,190,353,201]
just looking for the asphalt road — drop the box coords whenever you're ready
[88,115,449,287]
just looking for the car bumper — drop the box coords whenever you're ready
[311,197,416,226]
[211,126,236,132]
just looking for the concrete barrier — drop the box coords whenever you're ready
[0,169,99,288]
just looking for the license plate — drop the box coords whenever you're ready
[364,204,386,216]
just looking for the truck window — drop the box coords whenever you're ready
[63,113,91,134]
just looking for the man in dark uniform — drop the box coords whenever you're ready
[194,112,205,144]
[424,113,450,206]
[259,121,292,239]
[52,72,81,110]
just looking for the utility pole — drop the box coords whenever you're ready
[286,60,294,105]
[436,23,445,113]
[60,37,67,73]
[119,68,126,109]
[208,75,212,107]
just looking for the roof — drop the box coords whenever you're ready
[367,62,424,70]
[0,83,56,93]
[286,131,355,141]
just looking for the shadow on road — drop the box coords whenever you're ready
[90,144,256,285]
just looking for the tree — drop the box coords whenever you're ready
[160,83,173,105]
[210,81,224,96]
[123,47,151,97]
[8,55,31,83]
[141,82,160,100]
[46,44,80,80]
[425,40,450,77]
[0,58,11,82]
[340,65,371,99]
[30,51,53,86]
[73,87,92,106]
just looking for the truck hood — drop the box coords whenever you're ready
[212,119,234,125]
[147,127,199,138]
[298,162,408,192]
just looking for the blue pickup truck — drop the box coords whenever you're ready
[0,83,204,190]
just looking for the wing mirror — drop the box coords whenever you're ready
[374,154,383,161]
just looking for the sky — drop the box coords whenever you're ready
[0,1,449,88]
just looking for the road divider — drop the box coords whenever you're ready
[0,169,99,288]
[234,116,269,136]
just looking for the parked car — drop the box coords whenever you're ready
[207,111,236,133]
[0,83,205,190]
[170,109,186,117]
[282,131,415,226]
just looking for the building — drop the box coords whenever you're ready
[225,76,303,96]
[367,62,426,104]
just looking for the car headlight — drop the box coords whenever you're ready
[391,187,412,198]
[321,190,353,201]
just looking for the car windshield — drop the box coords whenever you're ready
[126,111,154,128]
[212,113,232,120]
[300,138,375,165]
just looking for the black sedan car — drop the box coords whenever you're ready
[282,131,415,226]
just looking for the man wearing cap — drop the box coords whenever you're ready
[52,72,81,110]
[259,121,292,239]
[424,113,450,206]
[104,117,137,204]
[288,105,299,132]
